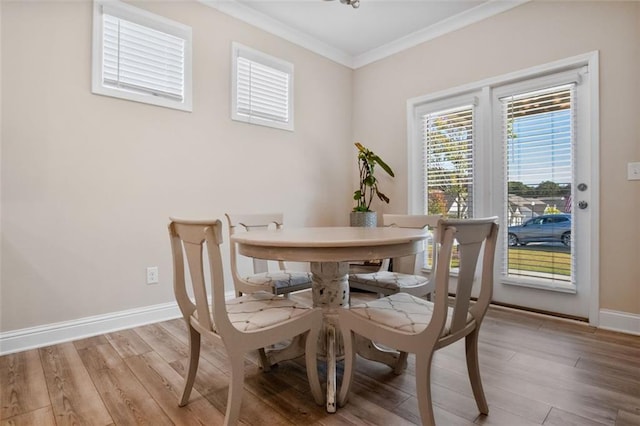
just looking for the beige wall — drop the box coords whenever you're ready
[0,0,353,331]
[352,1,640,315]
[2,0,639,335]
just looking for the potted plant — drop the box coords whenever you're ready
[351,142,395,227]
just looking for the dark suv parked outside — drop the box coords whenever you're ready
[508,214,572,247]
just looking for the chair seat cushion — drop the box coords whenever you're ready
[243,271,312,292]
[226,291,315,332]
[349,271,429,292]
[347,292,472,336]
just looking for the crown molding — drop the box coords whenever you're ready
[352,0,530,68]
[200,0,354,68]
[200,0,528,70]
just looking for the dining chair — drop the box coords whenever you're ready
[225,213,313,297]
[168,218,323,426]
[348,214,442,298]
[338,217,499,426]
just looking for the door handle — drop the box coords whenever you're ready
[578,201,588,209]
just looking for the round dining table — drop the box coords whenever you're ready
[231,226,429,413]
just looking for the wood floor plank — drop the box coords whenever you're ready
[334,392,418,426]
[479,320,582,367]
[431,348,619,425]
[0,350,50,420]
[125,351,227,425]
[104,329,152,359]
[575,354,640,384]
[205,384,295,425]
[77,343,174,426]
[543,406,610,426]
[39,343,112,426]
[472,405,542,426]
[134,323,190,363]
[429,355,552,424]
[2,295,638,426]
[72,335,109,351]
[593,328,640,349]
[0,405,56,426]
[244,368,328,424]
[508,352,640,413]
[90,363,174,426]
[615,409,640,426]
[169,355,231,397]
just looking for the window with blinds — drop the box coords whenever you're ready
[422,105,474,220]
[232,43,294,131]
[502,84,575,283]
[92,0,192,111]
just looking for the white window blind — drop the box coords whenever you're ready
[422,104,475,219]
[92,0,192,111]
[102,14,184,100]
[232,43,294,131]
[502,84,575,283]
[503,85,574,191]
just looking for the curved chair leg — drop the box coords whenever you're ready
[415,353,436,426]
[465,328,489,414]
[179,324,201,406]
[304,329,323,405]
[224,352,246,426]
[337,329,356,407]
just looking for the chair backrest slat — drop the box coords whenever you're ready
[383,214,442,274]
[439,218,499,336]
[226,213,285,277]
[169,218,229,334]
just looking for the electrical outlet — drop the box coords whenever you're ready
[146,266,159,284]
[628,162,640,181]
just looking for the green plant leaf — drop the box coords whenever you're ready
[372,155,395,177]
[377,191,390,204]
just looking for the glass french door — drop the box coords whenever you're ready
[490,67,594,320]
[410,57,598,322]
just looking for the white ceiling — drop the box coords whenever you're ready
[203,0,528,68]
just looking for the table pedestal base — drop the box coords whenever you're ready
[262,260,405,413]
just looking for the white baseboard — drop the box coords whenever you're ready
[599,309,640,336]
[3,302,638,356]
[0,302,182,356]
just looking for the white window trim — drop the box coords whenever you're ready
[231,42,294,131]
[411,93,480,216]
[91,0,193,112]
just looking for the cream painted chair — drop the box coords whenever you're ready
[349,214,442,297]
[225,213,313,297]
[169,218,323,426]
[338,217,499,426]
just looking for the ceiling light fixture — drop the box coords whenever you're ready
[342,0,360,8]
[327,0,360,9]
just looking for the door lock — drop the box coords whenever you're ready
[578,201,588,209]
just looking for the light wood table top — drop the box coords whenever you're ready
[232,226,429,262]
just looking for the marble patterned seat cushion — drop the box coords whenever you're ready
[347,292,472,336]
[197,291,315,332]
[349,270,429,292]
[243,271,312,292]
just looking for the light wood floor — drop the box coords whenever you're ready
[2,291,639,426]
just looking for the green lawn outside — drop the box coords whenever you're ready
[435,246,571,277]
[507,247,571,276]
